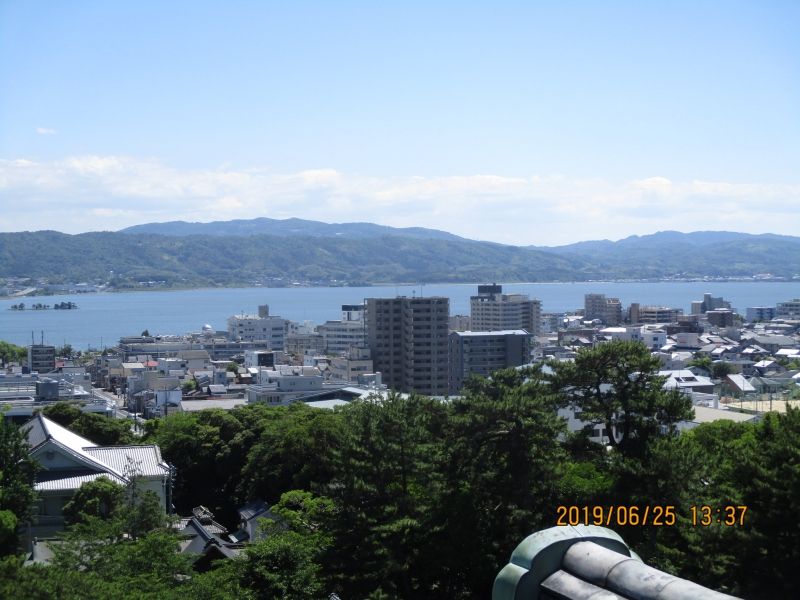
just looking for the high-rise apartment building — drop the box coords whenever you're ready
[365,296,449,396]
[470,284,542,335]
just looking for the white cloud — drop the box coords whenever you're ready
[0,156,798,245]
[35,127,57,135]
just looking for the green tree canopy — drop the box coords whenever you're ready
[0,341,26,366]
[0,419,38,555]
[547,340,694,458]
[63,476,125,525]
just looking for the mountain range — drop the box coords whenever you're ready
[120,217,465,242]
[1,220,798,287]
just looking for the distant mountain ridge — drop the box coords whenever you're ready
[533,230,800,280]
[540,230,800,254]
[120,217,465,242]
[1,222,798,287]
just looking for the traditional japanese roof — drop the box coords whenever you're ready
[23,414,168,494]
[238,500,270,523]
[25,412,97,452]
[35,471,127,492]
[84,445,169,478]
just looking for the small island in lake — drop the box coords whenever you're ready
[8,301,78,310]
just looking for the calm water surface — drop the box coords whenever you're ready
[1,281,797,350]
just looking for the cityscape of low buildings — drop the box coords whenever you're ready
[2,287,798,441]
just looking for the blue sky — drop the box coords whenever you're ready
[1,0,798,244]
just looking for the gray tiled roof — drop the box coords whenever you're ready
[83,446,169,477]
[24,413,98,452]
[35,471,127,492]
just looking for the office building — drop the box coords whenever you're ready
[776,298,800,319]
[706,309,735,328]
[227,306,286,349]
[746,306,776,322]
[28,344,56,373]
[628,303,683,325]
[448,330,531,394]
[318,304,366,355]
[470,284,541,335]
[691,293,732,315]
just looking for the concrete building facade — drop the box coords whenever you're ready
[448,330,531,394]
[628,303,683,325]
[746,306,776,322]
[776,298,800,319]
[691,293,732,315]
[227,311,286,349]
[317,304,367,355]
[470,284,541,335]
[584,294,622,326]
[28,344,56,373]
[365,296,449,396]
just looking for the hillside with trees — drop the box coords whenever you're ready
[1,226,798,288]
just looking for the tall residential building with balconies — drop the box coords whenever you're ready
[470,284,541,335]
[365,296,449,396]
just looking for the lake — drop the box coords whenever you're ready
[1,281,797,350]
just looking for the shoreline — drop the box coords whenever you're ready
[2,276,796,300]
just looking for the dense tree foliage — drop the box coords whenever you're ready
[548,340,694,458]
[0,340,26,366]
[4,341,799,597]
[63,476,125,524]
[0,419,38,555]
